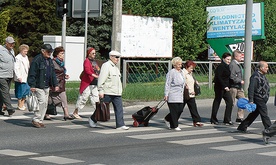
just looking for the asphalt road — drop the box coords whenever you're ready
[0,96,276,165]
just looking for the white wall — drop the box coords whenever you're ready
[43,35,85,81]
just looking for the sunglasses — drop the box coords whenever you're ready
[111,55,120,58]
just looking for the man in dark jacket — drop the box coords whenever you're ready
[262,93,276,144]
[237,61,271,133]
[27,44,59,128]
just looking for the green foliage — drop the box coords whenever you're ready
[0,9,10,42]
[6,0,61,56]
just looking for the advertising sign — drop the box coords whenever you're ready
[208,42,253,61]
[207,3,262,39]
[121,15,173,58]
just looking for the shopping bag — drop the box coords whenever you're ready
[46,96,57,115]
[26,92,39,112]
[95,101,110,122]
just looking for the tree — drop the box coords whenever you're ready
[6,0,61,56]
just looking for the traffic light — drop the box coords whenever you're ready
[56,0,70,18]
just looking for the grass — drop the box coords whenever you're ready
[10,79,275,104]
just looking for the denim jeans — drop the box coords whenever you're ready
[103,95,125,128]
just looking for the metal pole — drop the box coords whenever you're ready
[111,0,122,68]
[84,0,89,59]
[62,4,67,62]
[243,0,253,93]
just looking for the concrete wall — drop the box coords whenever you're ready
[43,35,85,81]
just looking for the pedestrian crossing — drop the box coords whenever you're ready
[1,111,276,164]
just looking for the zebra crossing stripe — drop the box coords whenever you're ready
[127,128,228,140]
[0,149,38,156]
[210,141,276,151]
[257,151,276,157]
[167,133,261,145]
[30,156,84,164]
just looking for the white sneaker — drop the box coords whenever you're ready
[164,118,170,129]
[116,126,129,130]
[174,127,181,131]
[88,118,97,128]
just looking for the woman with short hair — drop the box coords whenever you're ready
[14,44,30,110]
[164,57,185,131]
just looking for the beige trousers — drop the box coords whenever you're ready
[230,88,245,119]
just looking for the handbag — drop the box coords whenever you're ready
[194,83,201,96]
[94,101,110,122]
[46,96,57,115]
[26,92,39,112]
[79,71,84,79]
[184,86,190,100]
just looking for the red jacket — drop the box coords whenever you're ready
[79,58,95,94]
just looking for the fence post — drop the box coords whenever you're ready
[123,59,126,88]
[209,61,213,89]
[168,60,172,71]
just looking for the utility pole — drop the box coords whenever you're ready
[111,0,122,68]
[84,0,89,58]
[62,4,66,50]
[244,0,253,92]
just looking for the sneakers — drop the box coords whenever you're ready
[174,127,181,131]
[262,131,270,144]
[164,118,170,129]
[116,126,129,130]
[88,117,97,128]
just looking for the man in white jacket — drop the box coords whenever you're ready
[90,50,129,130]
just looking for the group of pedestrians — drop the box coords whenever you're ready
[0,36,129,130]
[1,36,275,139]
[163,50,275,143]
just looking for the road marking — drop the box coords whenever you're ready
[257,151,276,157]
[168,133,261,145]
[126,128,231,140]
[210,141,276,151]
[30,156,84,164]
[0,149,38,156]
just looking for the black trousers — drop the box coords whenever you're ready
[210,88,233,123]
[238,98,271,130]
[184,97,201,122]
[264,121,276,137]
[0,78,13,110]
[165,103,184,128]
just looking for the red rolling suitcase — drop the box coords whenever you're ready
[132,100,166,127]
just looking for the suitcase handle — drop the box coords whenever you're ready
[154,100,166,110]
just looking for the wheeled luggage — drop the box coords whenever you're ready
[132,100,166,127]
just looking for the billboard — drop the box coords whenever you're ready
[121,15,173,58]
[207,3,262,39]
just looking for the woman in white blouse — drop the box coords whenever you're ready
[14,44,30,110]
[183,60,203,127]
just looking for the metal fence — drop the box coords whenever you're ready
[122,60,276,88]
